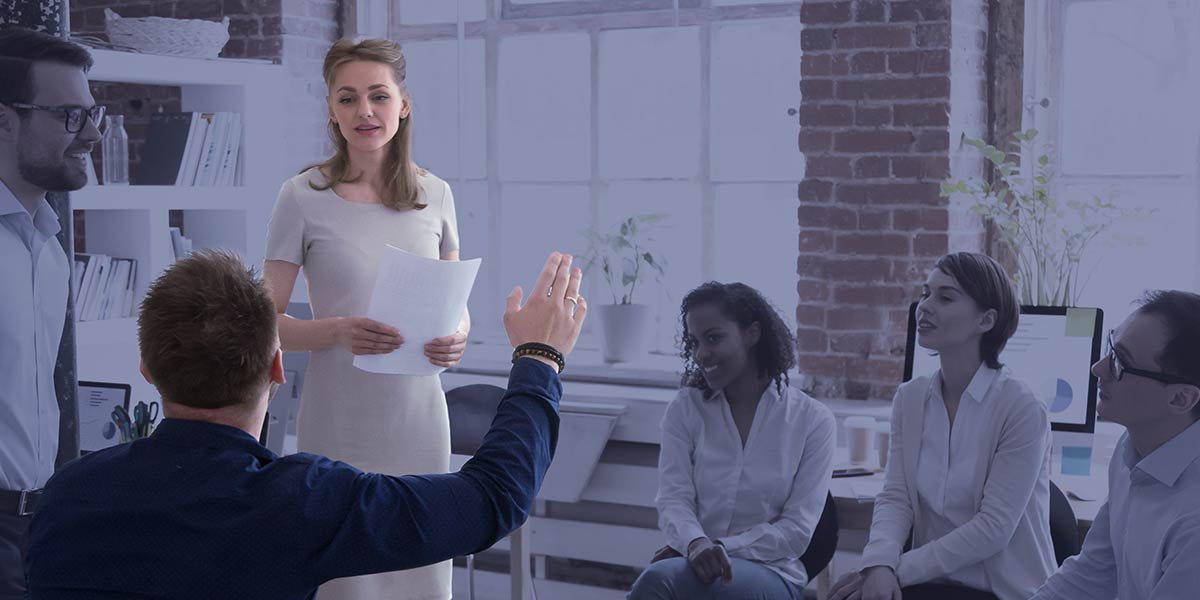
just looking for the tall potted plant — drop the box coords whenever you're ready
[941,129,1149,306]
[578,214,668,362]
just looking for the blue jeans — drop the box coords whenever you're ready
[627,557,801,600]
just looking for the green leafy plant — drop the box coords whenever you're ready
[941,129,1150,306]
[578,214,669,305]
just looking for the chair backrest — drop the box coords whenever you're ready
[445,384,508,455]
[1048,480,1080,566]
[799,492,839,579]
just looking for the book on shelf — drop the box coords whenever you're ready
[80,254,108,321]
[139,112,195,186]
[73,253,137,322]
[176,112,210,186]
[168,227,194,261]
[139,111,242,187]
[217,113,242,187]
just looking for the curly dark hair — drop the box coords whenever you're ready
[678,282,796,396]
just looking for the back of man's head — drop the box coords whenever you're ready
[1135,289,1200,419]
[0,27,93,105]
[138,249,278,410]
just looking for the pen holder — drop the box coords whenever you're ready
[112,400,159,443]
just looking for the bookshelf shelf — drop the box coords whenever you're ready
[74,49,286,409]
[73,186,269,211]
[87,49,277,88]
[76,318,139,343]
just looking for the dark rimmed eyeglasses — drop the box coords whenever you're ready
[1107,330,1199,387]
[3,102,106,134]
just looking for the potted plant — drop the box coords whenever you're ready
[941,129,1150,306]
[578,213,669,363]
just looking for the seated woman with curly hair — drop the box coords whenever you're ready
[627,282,835,600]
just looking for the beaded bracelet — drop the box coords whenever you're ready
[512,342,565,373]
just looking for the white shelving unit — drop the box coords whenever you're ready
[74,49,286,410]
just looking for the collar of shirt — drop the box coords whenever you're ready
[0,178,60,238]
[929,363,1000,404]
[1121,418,1200,487]
[702,382,782,405]
[151,418,277,462]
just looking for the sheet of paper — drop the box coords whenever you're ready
[353,245,481,376]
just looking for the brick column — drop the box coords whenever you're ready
[797,0,984,402]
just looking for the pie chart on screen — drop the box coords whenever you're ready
[1041,377,1073,413]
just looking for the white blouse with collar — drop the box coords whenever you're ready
[656,383,835,588]
[861,364,1056,600]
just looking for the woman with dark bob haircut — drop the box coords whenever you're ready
[629,282,834,600]
[832,252,1055,600]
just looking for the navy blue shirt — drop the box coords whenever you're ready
[26,359,561,599]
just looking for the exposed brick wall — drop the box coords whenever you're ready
[797,0,986,402]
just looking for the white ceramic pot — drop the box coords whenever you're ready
[596,303,653,363]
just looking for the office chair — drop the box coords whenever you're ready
[800,492,840,581]
[1049,480,1080,566]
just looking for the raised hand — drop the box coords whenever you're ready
[503,252,587,361]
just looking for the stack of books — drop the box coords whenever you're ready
[139,111,243,186]
[169,227,194,261]
[73,254,137,321]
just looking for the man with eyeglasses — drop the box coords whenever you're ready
[0,27,100,598]
[1032,290,1200,600]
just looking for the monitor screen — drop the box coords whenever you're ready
[904,304,1103,433]
[77,381,131,453]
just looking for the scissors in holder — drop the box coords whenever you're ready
[133,401,160,438]
[111,406,133,443]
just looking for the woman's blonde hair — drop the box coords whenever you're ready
[306,38,426,211]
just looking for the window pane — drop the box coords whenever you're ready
[713,183,799,324]
[1065,181,1200,328]
[599,26,701,179]
[600,182,703,353]
[498,33,592,181]
[394,0,486,25]
[497,183,591,297]
[711,18,803,182]
[1060,0,1200,176]
[403,39,487,180]
[452,182,499,339]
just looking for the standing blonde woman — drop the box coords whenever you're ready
[263,38,467,600]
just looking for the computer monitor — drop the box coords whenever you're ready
[77,380,132,454]
[903,303,1103,433]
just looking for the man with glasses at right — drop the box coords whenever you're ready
[0,27,100,599]
[1032,290,1200,600]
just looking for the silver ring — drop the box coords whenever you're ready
[564,296,579,306]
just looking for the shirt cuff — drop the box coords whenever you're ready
[860,544,901,573]
[716,531,750,553]
[670,523,707,554]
